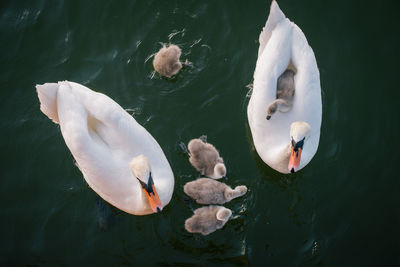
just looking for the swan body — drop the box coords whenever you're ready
[185,205,232,235]
[184,178,247,205]
[247,1,322,173]
[188,138,226,179]
[36,81,174,215]
[153,44,182,78]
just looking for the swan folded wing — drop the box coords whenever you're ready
[60,82,136,146]
[258,0,287,58]
[290,24,322,146]
[254,18,293,97]
[56,83,141,212]
[250,19,293,145]
[36,83,60,123]
[290,24,320,99]
[286,25,321,168]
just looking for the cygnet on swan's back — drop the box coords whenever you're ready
[266,69,295,120]
[185,205,232,235]
[153,44,182,78]
[184,178,247,204]
[188,138,226,179]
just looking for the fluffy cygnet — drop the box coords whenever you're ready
[188,138,226,179]
[184,178,247,204]
[153,44,182,78]
[266,69,295,120]
[185,205,232,235]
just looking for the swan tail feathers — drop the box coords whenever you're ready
[258,1,287,57]
[36,83,60,124]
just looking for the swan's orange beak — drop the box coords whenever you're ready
[141,184,162,213]
[288,146,302,173]
[137,174,163,213]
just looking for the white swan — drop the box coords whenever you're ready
[247,1,322,173]
[36,81,174,215]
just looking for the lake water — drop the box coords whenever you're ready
[1,0,399,266]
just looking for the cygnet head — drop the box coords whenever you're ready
[216,207,232,223]
[152,44,182,78]
[266,102,278,120]
[288,122,311,173]
[129,154,163,213]
[224,185,248,201]
[214,163,226,179]
[266,99,292,120]
[235,185,248,195]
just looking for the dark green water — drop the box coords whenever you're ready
[1,0,399,266]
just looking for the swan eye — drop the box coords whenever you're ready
[291,137,296,147]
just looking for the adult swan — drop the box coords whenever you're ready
[247,1,322,174]
[36,81,174,215]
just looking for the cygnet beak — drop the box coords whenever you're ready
[266,115,271,120]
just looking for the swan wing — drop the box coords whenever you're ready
[257,1,286,59]
[290,25,322,169]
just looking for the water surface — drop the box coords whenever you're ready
[1,0,399,265]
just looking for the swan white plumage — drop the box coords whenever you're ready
[247,1,322,173]
[36,81,174,215]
